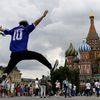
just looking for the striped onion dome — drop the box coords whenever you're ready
[79,40,91,52]
[65,43,78,57]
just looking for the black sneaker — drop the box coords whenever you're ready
[50,59,59,73]
[50,66,55,74]
[0,78,2,83]
[0,73,7,83]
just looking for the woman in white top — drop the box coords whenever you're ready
[85,80,91,96]
[35,78,39,96]
[55,80,60,96]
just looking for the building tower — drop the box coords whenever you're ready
[86,13,100,51]
[86,13,100,78]
[79,40,92,82]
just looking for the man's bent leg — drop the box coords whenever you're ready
[0,60,19,84]
[0,53,20,83]
[3,58,19,75]
[4,52,23,75]
[23,51,52,70]
[0,59,14,83]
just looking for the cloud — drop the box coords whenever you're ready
[0,0,39,27]
[0,0,100,78]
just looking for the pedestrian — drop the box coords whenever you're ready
[94,79,100,97]
[55,80,61,96]
[40,75,47,98]
[85,80,91,96]
[29,84,33,96]
[62,77,69,98]
[20,84,25,96]
[72,84,76,96]
[68,81,72,97]
[35,78,40,97]
[0,10,54,83]
[16,84,21,96]
[47,80,52,96]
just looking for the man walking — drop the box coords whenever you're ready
[63,77,69,98]
[40,75,47,98]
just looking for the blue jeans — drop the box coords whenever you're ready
[64,85,68,97]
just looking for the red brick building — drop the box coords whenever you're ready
[65,14,100,82]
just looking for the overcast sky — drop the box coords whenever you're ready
[0,0,100,79]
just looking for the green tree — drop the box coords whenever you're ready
[51,66,80,93]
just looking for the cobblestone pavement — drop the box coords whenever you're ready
[1,96,100,100]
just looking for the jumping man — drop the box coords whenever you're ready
[0,10,54,83]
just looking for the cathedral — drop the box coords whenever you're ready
[65,13,100,83]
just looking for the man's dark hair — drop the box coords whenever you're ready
[19,20,29,27]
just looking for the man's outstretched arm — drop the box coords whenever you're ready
[34,10,48,26]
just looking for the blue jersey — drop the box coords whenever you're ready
[4,24,35,52]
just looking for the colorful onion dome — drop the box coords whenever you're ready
[73,57,80,63]
[65,43,78,57]
[79,40,91,52]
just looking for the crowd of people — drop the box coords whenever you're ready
[0,76,73,98]
[0,80,33,97]
[0,76,100,98]
[80,79,100,97]
[0,75,52,98]
[55,78,76,98]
